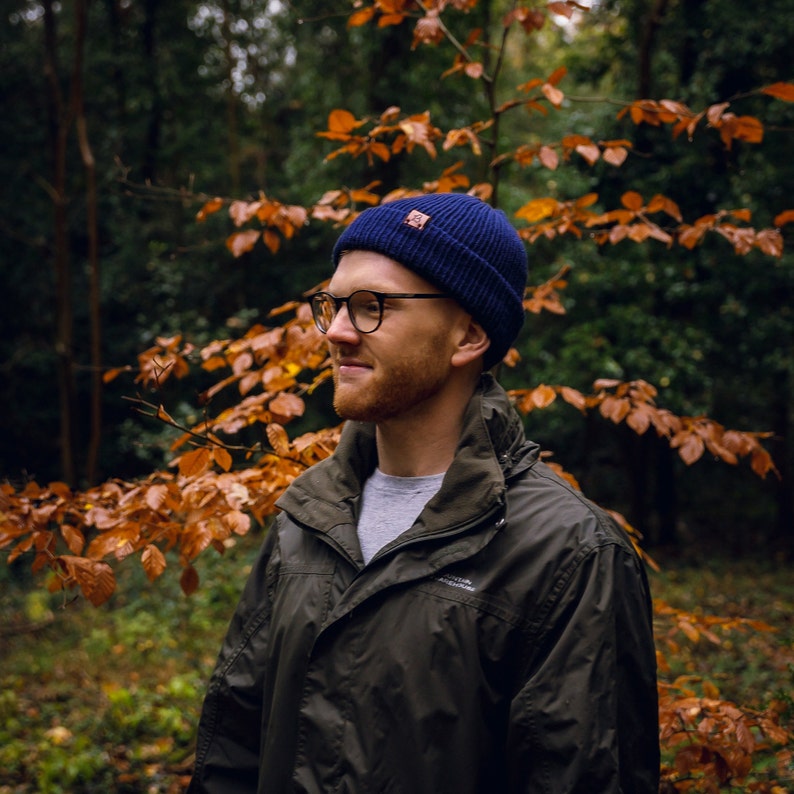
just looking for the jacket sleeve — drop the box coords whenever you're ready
[188,527,279,794]
[507,536,659,794]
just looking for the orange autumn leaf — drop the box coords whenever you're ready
[141,544,167,581]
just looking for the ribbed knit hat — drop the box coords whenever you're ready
[332,193,528,369]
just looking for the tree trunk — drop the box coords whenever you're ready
[772,366,792,555]
[221,0,241,194]
[43,0,77,486]
[655,440,678,547]
[142,0,162,182]
[73,0,103,485]
[637,0,670,98]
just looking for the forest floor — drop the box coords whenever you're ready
[1,536,792,793]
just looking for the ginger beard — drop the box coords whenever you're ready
[330,331,452,424]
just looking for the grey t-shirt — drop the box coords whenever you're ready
[357,468,445,565]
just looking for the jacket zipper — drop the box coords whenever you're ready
[369,496,506,564]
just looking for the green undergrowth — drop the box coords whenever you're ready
[650,552,794,708]
[0,542,792,793]
[649,552,794,792]
[0,531,260,794]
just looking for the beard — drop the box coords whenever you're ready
[332,342,450,424]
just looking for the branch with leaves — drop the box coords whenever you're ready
[654,602,793,792]
[3,3,793,789]
[509,378,779,479]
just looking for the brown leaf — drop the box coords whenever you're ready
[542,83,564,108]
[546,65,568,85]
[547,2,574,19]
[679,619,700,643]
[102,366,130,384]
[266,423,291,456]
[706,101,730,126]
[517,77,543,94]
[141,544,167,582]
[84,505,122,530]
[751,446,778,479]
[559,386,586,412]
[508,6,544,33]
[755,229,783,259]
[674,432,705,465]
[600,395,631,424]
[647,193,683,221]
[226,229,261,258]
[348,7,375,27]
[678,224,708,249]
[575,142,600,166]
[730,114,764,144]
[735,718,755,753]
[61,556,116,606]
[239,371,261,397]
[223,510,251,536]
[269,392,305,420]
[180,564,199,596]
[621,191,644,211]
[378,13,405,28]
[593,378,621,390]
[369,141,392,162]
[178,447,212,478]
[602,145,628,167]
[326,108,359,133]
[608,224,629,244]
[145,483,169,512]
[761,81,794,101]
[61,524,85,555]
[82,560,116,606]
[773,209,794,226]
[515,197,557,222]
[531,384,557,409]
[464,61,484,79]
[196,197,223,222]
[538,145,559,170]
[263,229,281,254]
[626,404,653,435]
[213,447,233,472]
[229,200,259,227]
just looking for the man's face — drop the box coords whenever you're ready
[324,251,469,423]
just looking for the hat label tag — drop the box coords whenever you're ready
[403,209,431,230]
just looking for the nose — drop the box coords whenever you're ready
[325,302,360,345]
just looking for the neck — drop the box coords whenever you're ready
[375,377,478,477]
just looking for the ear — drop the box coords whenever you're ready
[450,316,491,369]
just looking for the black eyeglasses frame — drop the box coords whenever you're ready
[310,289,452,335]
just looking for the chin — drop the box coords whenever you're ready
[333,386,402,424]
[333,397,383,423]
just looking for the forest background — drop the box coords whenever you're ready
[0,0,793,792]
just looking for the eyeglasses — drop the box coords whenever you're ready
[310,290,452,335]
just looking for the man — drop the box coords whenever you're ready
[188,192,660,793]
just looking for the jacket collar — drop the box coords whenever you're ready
[275,374,539,553]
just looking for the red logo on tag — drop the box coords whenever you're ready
[403,209,431,230]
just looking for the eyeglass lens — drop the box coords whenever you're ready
[312,291,383,334]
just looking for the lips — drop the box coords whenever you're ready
[334,355,372,375]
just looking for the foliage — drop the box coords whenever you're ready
[651,562,794,792]
[1,554,791,793]
[2,1,793,790]
[0,538,248,793]
[3,0,789,601]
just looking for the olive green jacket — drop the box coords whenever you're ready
[189,375,659,793]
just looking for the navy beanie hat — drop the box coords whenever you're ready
[332,193,528,370]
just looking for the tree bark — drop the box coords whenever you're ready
[142,0,162,182]
[637,0,669,98]
[73,0,103,484]
[221,0,241,194]
[43,0,77,485]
